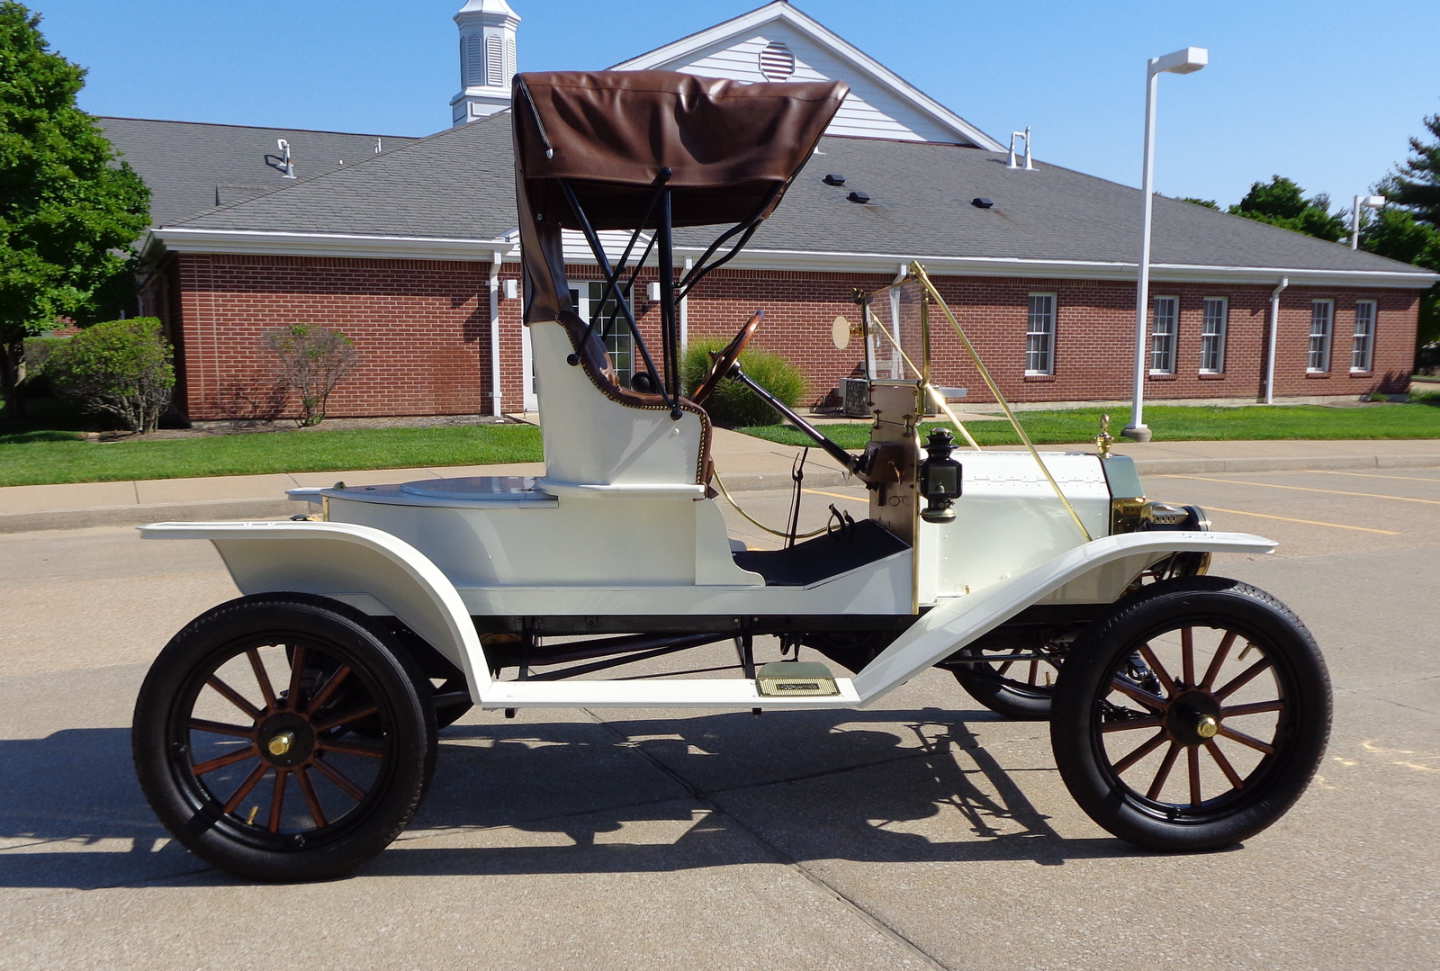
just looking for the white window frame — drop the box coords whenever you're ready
[1025,292,1056,376]
[1199,296,1228,374]
[1149,295,1178,375]
[1351,300,1376,372]
[1308,299,1333,373]
[569,282,636,387]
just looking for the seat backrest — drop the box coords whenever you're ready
[530,314,711,488]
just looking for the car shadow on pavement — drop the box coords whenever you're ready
[0,708,1155,889]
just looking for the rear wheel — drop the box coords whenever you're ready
[1051,577,1330,851]
[133,595,437,881]
[950,641,1064,720]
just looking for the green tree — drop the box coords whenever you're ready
[1229,175,1347,242]
[0,2,150,416]
[1180,197,1219,210]
[1381,112,1440,228]
[1359,207,1440,351]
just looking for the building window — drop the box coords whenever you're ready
[1308,299,1333,372]
[1025,293,1056,375]
[1351,300,1376,372]
[570,283,634,387]
[1200,297,1228,374]
[1150,295,1178,374]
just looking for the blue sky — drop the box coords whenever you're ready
[35,0,1440,211]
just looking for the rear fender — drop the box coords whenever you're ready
[853,530,1276,701]
[141,521,491,700]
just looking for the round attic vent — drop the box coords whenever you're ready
[758,41,796,81]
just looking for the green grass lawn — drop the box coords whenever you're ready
[740,402,1440,450]
[0,424,544,487]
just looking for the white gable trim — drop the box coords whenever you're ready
[145,227,1438,289]
[611,1,1003,151]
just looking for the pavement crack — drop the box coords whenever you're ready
[580,707,951,970]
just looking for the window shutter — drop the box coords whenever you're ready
[486,34,503,86]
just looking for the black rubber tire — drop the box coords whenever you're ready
[951,649,1057,720]
[133,594,437,881]
[1051,576,1331,851]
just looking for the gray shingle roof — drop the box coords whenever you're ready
[168,113,1430,278]
[99,117,420,227]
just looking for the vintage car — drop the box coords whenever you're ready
[131,71,1331,881]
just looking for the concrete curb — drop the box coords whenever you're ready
[5,450,1440,534]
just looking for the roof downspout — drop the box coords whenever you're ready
[679,257,692,353]
[1265,277,1288,405]
[489,251,504,417]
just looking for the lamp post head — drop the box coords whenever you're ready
[1150,46,1209,76]
[1359,195,1386,209]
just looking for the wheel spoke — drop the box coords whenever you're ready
[1137,643,1176,695]
[318,738,386,759]
[1200,631,1237,689]
[267,770,288,833]
[1187,746,1202,806]
[994,660,1014,678]
[245,647,277,709]
[313,705,378,733]
[286,644,307,710]
[296,767,328,828]
[1204,740,1244,789]
[205,676,261,719]
[192,744,259,775]
[188,718,253,738]
[1221,699,1284,718]
[1181,628,1195,686]
[1215,657,1273,701]
[1026,659,1039,686]
[1146,742,1182,799]
[1109,676,1166,712]
[305,664,353,715]
[1217,724,1275,755]
[223,761,270,813]
[1111,729,1168,775]
[310,755,368,802]
[1101,715,1163,733]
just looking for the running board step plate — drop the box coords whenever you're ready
[479,677,859,710]
[755,661,839,697]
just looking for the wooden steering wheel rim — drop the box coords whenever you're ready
[690,310,764,405]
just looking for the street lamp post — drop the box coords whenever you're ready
[1350,194,1386,249]
[1122,46,1208,443]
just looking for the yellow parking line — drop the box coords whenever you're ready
[1198,505,1400,536]
[1155,474,1440,506]
[1311,469,1440,484]
[803,488,867,503]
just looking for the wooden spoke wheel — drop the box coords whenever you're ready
[133,595,437,881]
[1051,577,1331,851]
[950,642,1066,721]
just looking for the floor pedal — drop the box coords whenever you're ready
[755,661,839,697]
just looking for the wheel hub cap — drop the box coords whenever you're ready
[256,712,316,767]
[266,731,295,757]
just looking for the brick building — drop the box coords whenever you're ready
[111,1,1435,423]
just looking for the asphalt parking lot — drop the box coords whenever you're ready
[1,464,1437,969]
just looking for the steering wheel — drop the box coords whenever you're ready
[689,310,763,404]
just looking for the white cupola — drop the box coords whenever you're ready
[449,0,520,126]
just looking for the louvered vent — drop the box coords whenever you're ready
[486,35,503,86]
[463,35,487,87]
[504,36,516,83]
[758,41,795,81]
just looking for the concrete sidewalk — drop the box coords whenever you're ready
[3,428,1440,533]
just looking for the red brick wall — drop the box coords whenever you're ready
[162,252,1420,421]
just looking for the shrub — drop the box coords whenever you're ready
[17,336,70,397]
[681,338,806,427]
[263,325,359,427]
[47,318,174,434]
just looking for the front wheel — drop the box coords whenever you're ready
[133,595,437,881]
[1050,577,1330,851]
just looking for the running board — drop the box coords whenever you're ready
[478,678,860,710]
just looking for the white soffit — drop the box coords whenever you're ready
[610,1,1003,150]
[145,228,1438,290]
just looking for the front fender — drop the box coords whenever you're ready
[852,530,1275,701]
[141,521,491,700]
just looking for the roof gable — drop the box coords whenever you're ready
[611,2,1002,150]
